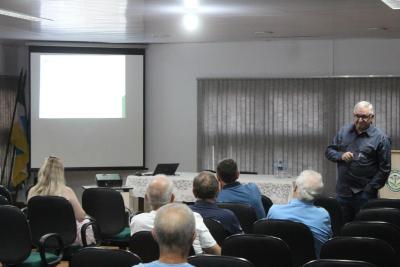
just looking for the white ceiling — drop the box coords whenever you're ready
[0,0,400,44]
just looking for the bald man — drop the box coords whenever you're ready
[133,203,196,267]
[130,175,221,255]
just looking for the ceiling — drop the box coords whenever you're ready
[0,0,399,44]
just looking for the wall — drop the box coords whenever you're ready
[2,39,400,199]
[145,39,400,174]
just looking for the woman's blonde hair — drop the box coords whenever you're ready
[30,156,66,197]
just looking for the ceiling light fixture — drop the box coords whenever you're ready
[0,8,52,22]
[183,13,199,31]
[381,0,400,9]
[183,0,199,9]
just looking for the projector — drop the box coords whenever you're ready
[95,174,122,187]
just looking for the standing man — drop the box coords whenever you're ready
[325,101,391,222]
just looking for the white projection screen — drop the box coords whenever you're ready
[30,46,144,169]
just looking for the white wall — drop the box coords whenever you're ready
[2,39,400,173]
[145,39,400,171]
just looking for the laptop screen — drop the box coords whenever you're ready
[153,163,179,175]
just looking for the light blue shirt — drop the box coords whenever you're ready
[217,181,266,219]
[267,198,332,257]
[133,261,194,267]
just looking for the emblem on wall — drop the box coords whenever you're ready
[387,169,400,192]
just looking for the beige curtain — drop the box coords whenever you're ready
[197,77,400,195]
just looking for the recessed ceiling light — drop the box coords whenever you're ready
[183,0,199,9]
[183,14,199,31]
[381,0,400,9]
[0,8,52,22]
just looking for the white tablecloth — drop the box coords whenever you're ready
[126,172,294,204]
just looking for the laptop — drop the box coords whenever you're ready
[144,163,179,176]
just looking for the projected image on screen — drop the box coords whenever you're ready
[40,54,126,118]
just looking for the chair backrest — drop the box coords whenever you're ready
[222,234,292,267]
[355,207,400,228]
[0,205,32,265]
[320,236,397,267]
[303,259,377,267]
[314,196,344,236]
[0,195,10,205]
[0,185,13,204]
[188,255,255,267]
[70,247,141,267]
[261,195,273,215]
[129,231,160,263]
[203,218,230,246]
[82,188,126,237]
[253,219,315,267]
[362,198,400,210]
[28,195,77,247]
[217,203,257,234]
[340,221,400,258]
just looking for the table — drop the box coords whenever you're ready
[125,172,294,204]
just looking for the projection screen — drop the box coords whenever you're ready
[30,46,144,169]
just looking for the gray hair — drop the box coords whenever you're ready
[354,101,374,115]
[146,175,174,210]
[154,203,196,255]
[295,170,324,201]
[193,171,219,199]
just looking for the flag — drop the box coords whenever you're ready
[10,72,29,186]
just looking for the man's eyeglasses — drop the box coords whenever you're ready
[354,114,373,120]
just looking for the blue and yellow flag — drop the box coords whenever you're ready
[10,74,29,186]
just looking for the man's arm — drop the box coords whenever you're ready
[325,133,344,162]
[365,136,391,193]
[202,244,221,255]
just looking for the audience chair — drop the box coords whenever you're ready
[129,231,159,263]
[70,247,141,267]
[217,203,257,234]
[0,185,13,205]
[222,234,292,267]
[0,195,9,205]
[362,198,400,210]
[314,196,344,237]
[203,218,230,246]
[188,254,255,267]
[253,219,315,267]
[355,207,400,228]
[303,259,377,267]
[129,231,195,263]
[82,187,131,248]
[320,236,396,267]
[261,195,273,215]
[28,196,95,260]
[0,205,63,267]
[340,221,400,264]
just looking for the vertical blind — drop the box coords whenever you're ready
[197,78,400,195]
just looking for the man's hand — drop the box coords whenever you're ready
[341,152,354,162]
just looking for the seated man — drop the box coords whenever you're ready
[133,203,196,267]
[130,175,221,255]
[190,171,243,235]
[267,170,332,257]
[216,159,266,219]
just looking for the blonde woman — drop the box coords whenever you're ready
[27,156,94,245]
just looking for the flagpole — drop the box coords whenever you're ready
[0,70,24,185]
